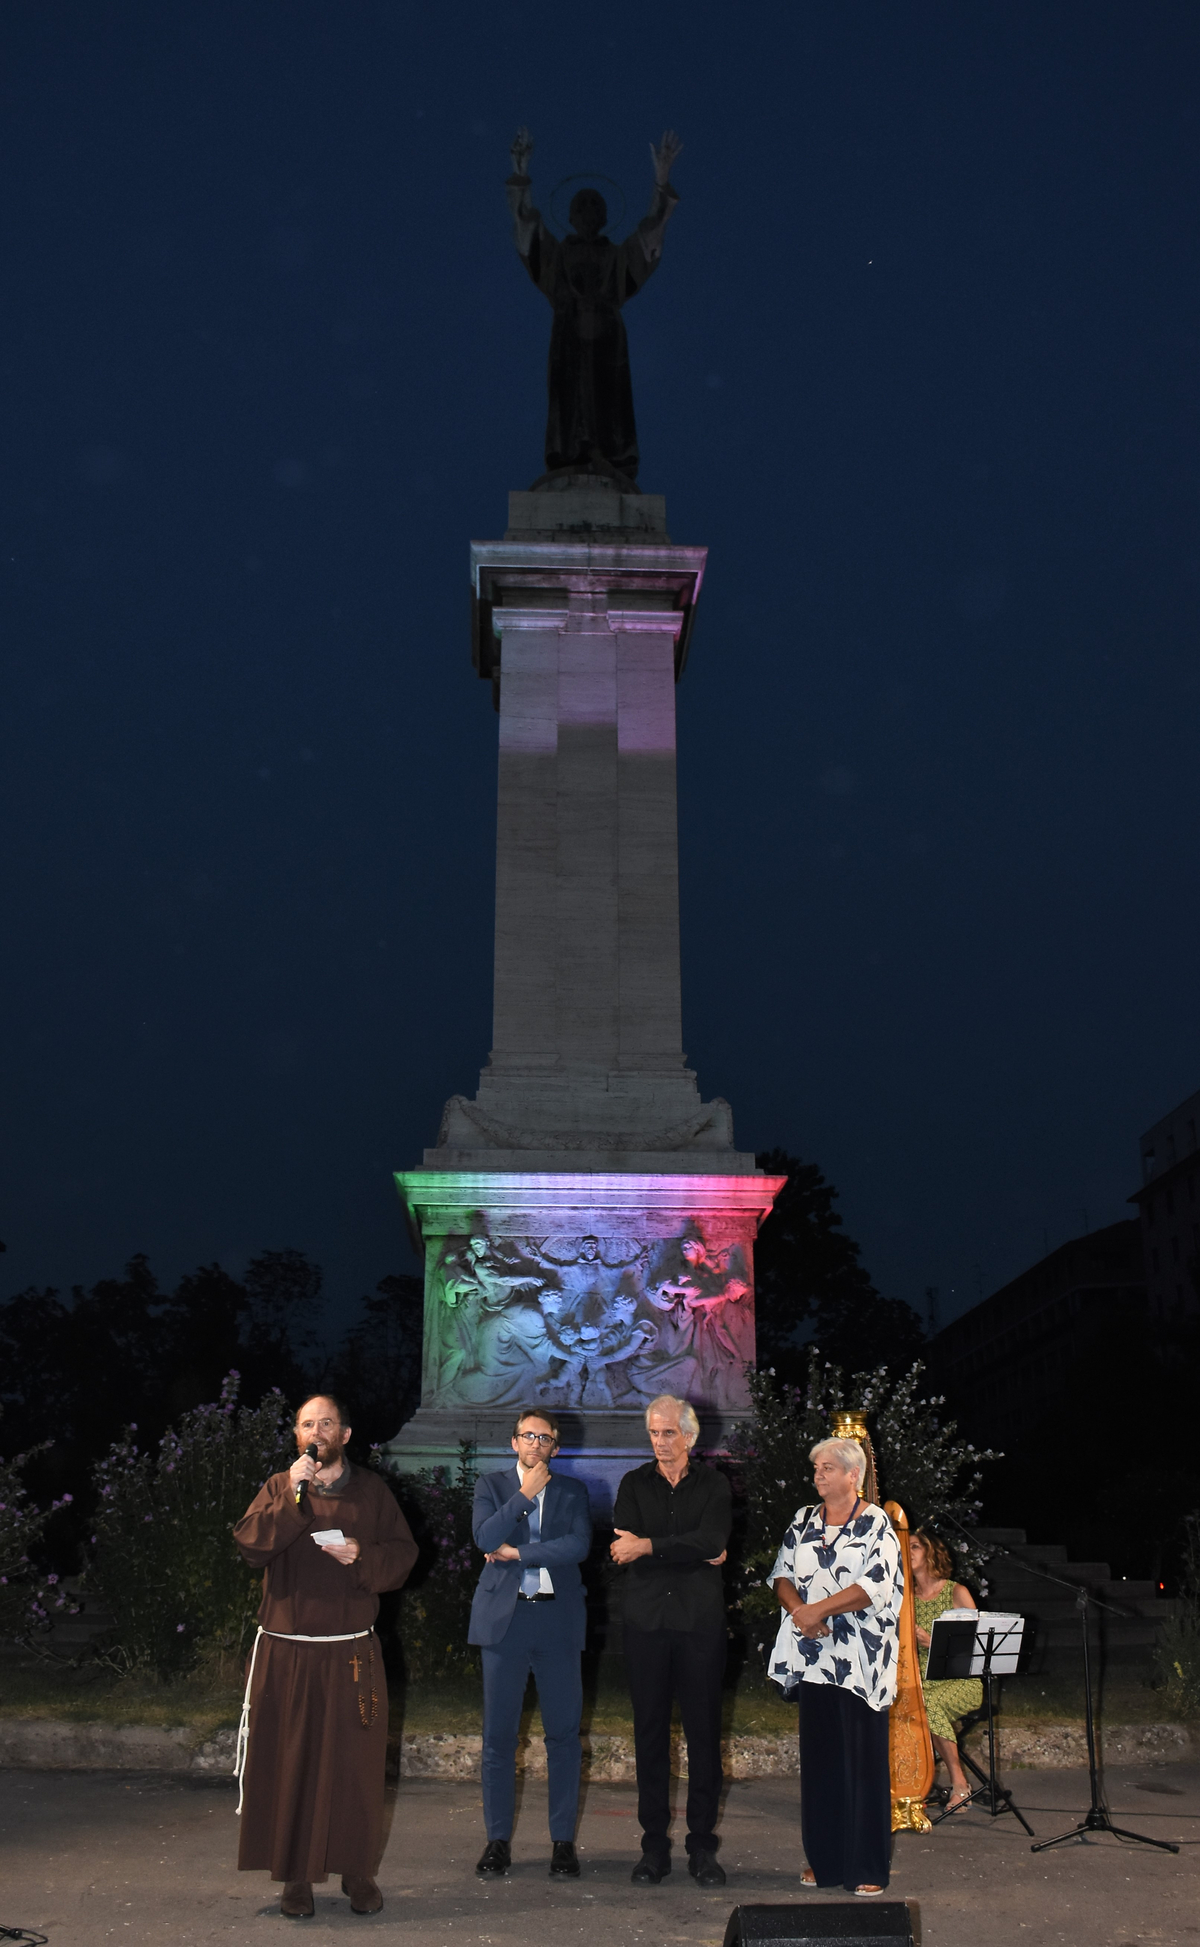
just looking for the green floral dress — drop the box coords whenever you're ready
[915,1582,983,1740]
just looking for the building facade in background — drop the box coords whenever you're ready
[1129,1086,1200,1322]
[928,1219,1146,1448]
[933,1082,1200,1447]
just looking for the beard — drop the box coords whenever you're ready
[314,1438,346,1469]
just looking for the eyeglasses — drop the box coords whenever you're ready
[516,1431,556,1447]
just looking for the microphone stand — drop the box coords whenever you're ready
[942,1514,1179,1857]
[1032,1582,1178,1856]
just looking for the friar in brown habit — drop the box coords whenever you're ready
[233,1392,418,1921]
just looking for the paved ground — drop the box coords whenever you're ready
[1,1764,1197,1946]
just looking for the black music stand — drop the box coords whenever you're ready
[926,1613,1034,1836]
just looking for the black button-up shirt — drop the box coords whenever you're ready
[613,1458,732,1633]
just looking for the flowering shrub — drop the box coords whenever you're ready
[1155,1511,1200,1715]
[0,1445,78,1648]
[385,1443,480,1681]
[728,1353,999,1632]
[87,1373,294,1679]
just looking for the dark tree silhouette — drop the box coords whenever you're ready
[323,1273,424,1453]
[241,1247,322,1402]
[0,1242,427,1572]
[753,1149,924,1379]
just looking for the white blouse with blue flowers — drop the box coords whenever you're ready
[767,1501,904,1712]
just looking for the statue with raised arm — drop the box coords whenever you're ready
[506,127,682,486]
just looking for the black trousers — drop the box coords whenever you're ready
[623,1622,726,1855]
[797,1682,892,1891]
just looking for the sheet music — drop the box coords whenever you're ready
[927,1608,1025,1676]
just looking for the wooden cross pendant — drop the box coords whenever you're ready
[349,1654,362,1684]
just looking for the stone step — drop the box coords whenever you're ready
[971,1532,1175,1671]
[988,1583,1173,1608]
[0,1717,1191,1776]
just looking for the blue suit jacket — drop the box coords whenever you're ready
[468,1465,591,1649]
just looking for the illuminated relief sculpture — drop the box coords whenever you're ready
[424,1227,753,1416]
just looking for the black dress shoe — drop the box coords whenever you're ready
[549,1840,581,1877]
[475,1839,512,1876]
[688,1848,726,1888]
[630,1852,671,1884]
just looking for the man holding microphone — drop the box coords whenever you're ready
[233,1394,418,1920]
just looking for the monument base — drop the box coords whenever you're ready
[383,1168,785,1513]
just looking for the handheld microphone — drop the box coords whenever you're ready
[295,1443,319,1507]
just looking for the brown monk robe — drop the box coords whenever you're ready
[233,1422,417,1897]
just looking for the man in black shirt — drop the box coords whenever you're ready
[610,1393,732,1889]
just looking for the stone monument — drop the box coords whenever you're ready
[385,132,784,1507]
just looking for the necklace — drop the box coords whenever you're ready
[819,1496,862,1546]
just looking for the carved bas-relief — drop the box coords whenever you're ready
[413,1213,762,1423]
[391,1177,785,1506]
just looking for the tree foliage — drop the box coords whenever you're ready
[385,1445,480,1681]
[326,1274,423,1453]
[0,1446,77,1648]
[1155,1511,1200,1714]
[86,1373,295,1680]
[0,1246,411,1572]
[754,1150,924,1376]
[728,1354,998,1634]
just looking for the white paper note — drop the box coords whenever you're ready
[311,1528,345,1546]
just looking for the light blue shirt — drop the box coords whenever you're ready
[518,1467,554,1596]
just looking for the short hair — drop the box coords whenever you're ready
[645,1394,700,1443]
[512,1406,561,1442]
[911,1529,954,1581]
[809,1436,867,1491]
[295,1393,349,1429]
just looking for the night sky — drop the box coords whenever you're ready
[3,3,1197,1336]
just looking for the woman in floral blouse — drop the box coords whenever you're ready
[769,1437,903,1896]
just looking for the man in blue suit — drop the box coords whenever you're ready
[469,1406,592,1879]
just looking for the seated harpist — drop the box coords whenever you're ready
[910,1529,984,1812]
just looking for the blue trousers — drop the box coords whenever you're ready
[480,1601,583,1842]
[798,1682,892,1891]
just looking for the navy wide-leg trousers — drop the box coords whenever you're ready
[480,1601,582,1843]
[797,1682,892,1891]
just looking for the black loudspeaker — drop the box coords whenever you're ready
[722,1902,915,1947]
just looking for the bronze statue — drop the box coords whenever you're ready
[506,127,682,487]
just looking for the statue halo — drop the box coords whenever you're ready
[548,172,628,239]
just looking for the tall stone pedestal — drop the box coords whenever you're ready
[391,1169,781,1513]
[386,481,783,1508]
